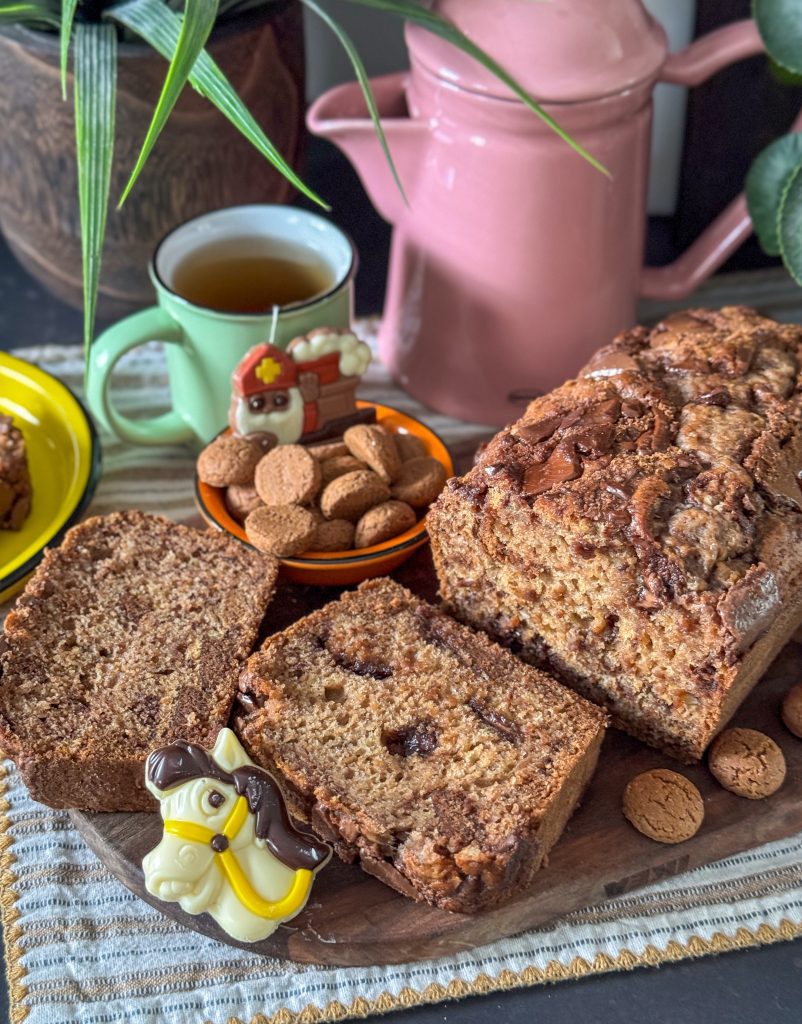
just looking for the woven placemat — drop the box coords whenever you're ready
[1,338,801,1024]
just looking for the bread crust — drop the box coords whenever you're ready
[429,307,802,762]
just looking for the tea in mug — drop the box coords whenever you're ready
[171,238,333,313]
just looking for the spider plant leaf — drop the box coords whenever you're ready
[753,0,802,77]
[109,0,327,208]
[0,0,60,28]
[745,133,802,256]
[778,160,802,285]
[60,0,78,98]
[74,21,117,363]
[118,0,218,206]
[301,0,407,204]
[335,0,609,177]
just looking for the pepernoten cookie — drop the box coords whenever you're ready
[307,518,356,552]
[392,456,448,508]
[344,424,402,484]
[197,434,263,487]
[355,500,416,548]
[781,684,802,738]
[225,484,263,523]
[319,454,367,485]
[395,432,427,462]
[320,470,391,522]
[245,505,317,557]
[622,769,704,843]
[255,445,321,507]
[708,728,786,799]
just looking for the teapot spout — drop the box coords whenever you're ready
[307,72,425,225]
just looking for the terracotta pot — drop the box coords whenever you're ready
[0,5,305,319]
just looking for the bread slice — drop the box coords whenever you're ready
[234,579,607,913]
[0,510,277,811]
[0,414,31,530]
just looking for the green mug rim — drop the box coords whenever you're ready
[148,205,358,323]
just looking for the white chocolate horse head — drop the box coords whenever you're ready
[142,729,330,943]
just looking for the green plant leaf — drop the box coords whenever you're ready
[335,0,609,177]
[301,0,407,204]
[118,0,218,206]
[779,161,802,284]
[754,0,802,76]
[74,21,117,362]
[60,0,78,98]
[745,133,802,255]
[0,0,60,27]
[108,0,327,207]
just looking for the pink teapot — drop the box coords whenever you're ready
[308,0,788,425]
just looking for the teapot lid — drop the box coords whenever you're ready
[407,0,667,103]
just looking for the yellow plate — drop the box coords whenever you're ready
[0,352,101,603]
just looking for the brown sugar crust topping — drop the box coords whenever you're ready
[468,307,802,635]
[781,684,802,738]
[344,424,402,484]
[622,768,704,843]
[254,445,321,507]
[708,727,786,798]
[245,505,317,557]
[197,434,263,487]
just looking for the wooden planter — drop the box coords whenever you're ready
[0,5,305,319]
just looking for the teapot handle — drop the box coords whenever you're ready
[640,19,802,300]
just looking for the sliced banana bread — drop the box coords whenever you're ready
[234,579,607,913]
[0,414,31,530]
[0,510,277,811]
[429,306,802,762]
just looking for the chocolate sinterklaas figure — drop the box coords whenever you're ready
[228,327,373,452]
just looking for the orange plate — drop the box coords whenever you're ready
[195,401,454,586]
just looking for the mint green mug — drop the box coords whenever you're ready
[86,205,356,447]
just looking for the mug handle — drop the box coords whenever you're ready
[640,19,802,300]
[87,307,195,446]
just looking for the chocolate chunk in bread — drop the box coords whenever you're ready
[234,579,607,913]
[0,511,277,811]
[429,307,802,762]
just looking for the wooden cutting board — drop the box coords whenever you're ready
[70,550,802,966]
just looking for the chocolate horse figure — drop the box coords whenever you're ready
[143,729,331,943]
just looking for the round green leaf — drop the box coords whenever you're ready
[746,133,802,256]
[754,0,802,76]
[779,161,802,284]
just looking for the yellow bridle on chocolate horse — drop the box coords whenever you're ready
[164,795,312,919]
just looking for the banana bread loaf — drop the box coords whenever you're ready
[0,415,31,530]
[429,307,802,762]
[0,510,277,810]
[234,579,607,913]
